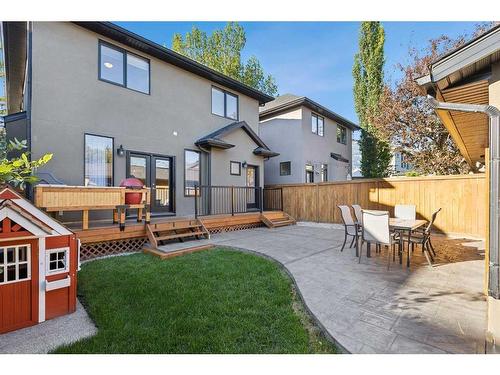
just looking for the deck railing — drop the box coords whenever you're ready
[263,187,283,211]
[194,185,263,218]
[34,185,151,230]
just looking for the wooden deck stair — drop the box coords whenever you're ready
[146,219,210,249]
[261,211,296,228]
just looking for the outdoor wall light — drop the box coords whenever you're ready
[242,161,247,168]
[117,144,125,157]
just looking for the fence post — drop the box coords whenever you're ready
[194,185,198,219]
[280,187,284,212]
[231,185,235,216]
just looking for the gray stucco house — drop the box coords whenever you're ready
[1,22,278,217]
[259,94,359,185]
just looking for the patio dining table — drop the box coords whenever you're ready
[389,218,427,267]
[362,215,427,267]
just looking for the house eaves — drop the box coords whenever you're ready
[427,23,500,84]
[260,96,360,131]
[195,121,279,157]
[72,22,275,105]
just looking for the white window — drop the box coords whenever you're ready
[0,244,31,284]
[320,164,328,182]
[46,248,70,275]
[311,113,324,136]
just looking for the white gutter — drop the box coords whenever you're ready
[427,96,500,299]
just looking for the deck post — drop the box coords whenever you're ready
[194,185,198,219]
[259,187,263,213]
[231,185,235,216]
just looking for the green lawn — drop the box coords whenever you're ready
[54,248,337,354]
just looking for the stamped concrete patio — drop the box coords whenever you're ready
[168,223,487,354]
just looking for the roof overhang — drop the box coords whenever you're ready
[195,121,278,157]
[416,25,500,168]
[73,22,274,105]
[330,152,349,163]
[253,147,279,158]
[260,96,360,131]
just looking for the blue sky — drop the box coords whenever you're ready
[0,22,482,119]
[116,21,481,124]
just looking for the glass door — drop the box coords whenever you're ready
[152,156,171,213]
[127,152,173,214]
[246,165,258,210]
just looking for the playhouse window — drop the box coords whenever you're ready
[0,245,31,284]
[46,248,70,275]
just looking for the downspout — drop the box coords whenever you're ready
[427,96,500,300]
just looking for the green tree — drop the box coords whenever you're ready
[172,22,278,96]
[0,130,53,189]
[352,22,391,178]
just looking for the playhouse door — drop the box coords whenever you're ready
[0,240,38,334]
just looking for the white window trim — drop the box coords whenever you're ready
[46,247,70,276]
[0,244,31,285]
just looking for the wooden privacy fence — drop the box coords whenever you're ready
[267,174,486,238]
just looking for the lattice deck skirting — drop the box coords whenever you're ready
[207,222,263,235]
[79,222,263,260]
[80,237,146,261]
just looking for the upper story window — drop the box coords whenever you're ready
[311,113,324,137]
[212,87,238,120]
[99,42,150,94]
[337,125,347,144]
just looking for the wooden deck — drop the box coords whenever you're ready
[73,211,293,244]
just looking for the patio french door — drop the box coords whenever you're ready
[126,152,174,214]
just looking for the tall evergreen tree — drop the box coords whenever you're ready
[352,22,391,177]
[172,23,278,96]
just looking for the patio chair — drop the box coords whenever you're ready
[403,208,442,267]
[338,205,359,252]
[359,210,401,269]
[394,204,416,220]
[352,204,363,226]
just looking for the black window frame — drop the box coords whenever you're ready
[230,161,241,176]
[84,133,115,187]
[337,125,347,144]
[98,40,151,95]
[311,113,324,137]
[184,149,201,197]
[211,86,239,121]
[280,161,291,176]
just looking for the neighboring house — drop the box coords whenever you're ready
[389,151,413,176]
[1,22,278,217]
[417,24,500,350]
[259,94,360,185]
